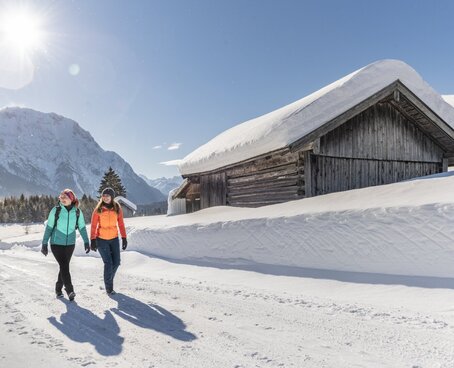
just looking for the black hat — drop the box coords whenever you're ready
[102,187,115,198]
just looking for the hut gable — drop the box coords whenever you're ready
[307,101,446,196]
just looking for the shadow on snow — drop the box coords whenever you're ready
[48,299,124,356]
[110,293,197,342]
[48,294,196,356]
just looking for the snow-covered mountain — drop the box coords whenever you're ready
[140,175,183,196]
[0,107,166,204]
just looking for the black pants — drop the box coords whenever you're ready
[51,244,75,294]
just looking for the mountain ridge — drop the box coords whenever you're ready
[140,174,183,196]
[0,107,165,204]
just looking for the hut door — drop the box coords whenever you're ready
[200,172,227,209]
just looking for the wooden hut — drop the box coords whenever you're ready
[115,196,137,218]
[174,60,454,212]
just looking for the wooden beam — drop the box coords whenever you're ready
[227,161,298,179]
[443,158,448,172]
[396,82,454,145]
[171,178,190,199]
[304,151,313,197]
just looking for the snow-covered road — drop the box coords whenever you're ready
[1,247,454,367]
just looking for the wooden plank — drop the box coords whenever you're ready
[227,184,299,197]
[227,161,298,179]
[226,153,299,178]
[303,151,312,197]
[228,176,299,189]
[228,200,297,207]
[228,193,300,202]
[227,188,300,198]
[200,175,209,209]
[296,150,305,196]
[227,166,298,184]
[228,178,299,192]
[227,188,298,202]
[443,158,448,172]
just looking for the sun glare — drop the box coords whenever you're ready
[0,5,49,89]
[1,9,45,54]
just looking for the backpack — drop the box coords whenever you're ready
[52,205,81,234]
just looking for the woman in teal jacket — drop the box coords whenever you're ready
[41,189,90,300]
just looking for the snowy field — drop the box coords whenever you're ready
[2,174,454,367]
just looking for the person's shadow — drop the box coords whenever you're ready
[110,293,197,342]
[48,299,124,356]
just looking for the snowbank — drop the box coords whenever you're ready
[179,59,454,175]
[0,223,44,249]
[126,174,454,279]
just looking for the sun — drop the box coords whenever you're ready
[1,9,45,54]
[0,5,49,89]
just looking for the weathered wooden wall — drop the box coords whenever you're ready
[121,206,135,218]
[187,101,446,210]
[200,172,227,209]
[186,199,201,213]
[311,156,441,196]
[308,102,444,196]
[317,103,444,162]
[224,150,302,208]
[185,181,201,213]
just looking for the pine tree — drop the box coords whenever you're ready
[98,167,127,198]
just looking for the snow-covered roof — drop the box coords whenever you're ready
[171,178,189,200]
[115,196,137,211]
[443,95,454,108]
[179,59,454,175]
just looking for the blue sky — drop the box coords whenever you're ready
[1,0,453,178]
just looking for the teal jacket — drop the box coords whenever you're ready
[42,204,90,246]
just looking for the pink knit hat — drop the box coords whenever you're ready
[62,189,78,205]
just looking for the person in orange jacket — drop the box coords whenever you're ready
[90,187,127,295]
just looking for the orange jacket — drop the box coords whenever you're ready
[90,206,127,240]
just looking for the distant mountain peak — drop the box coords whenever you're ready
[0,107,165,204]
[140,174,183,196]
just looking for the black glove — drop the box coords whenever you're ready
[41,244,48,256]
[84,243,90,254]
[90,239,97,252]
[122,238,128,250]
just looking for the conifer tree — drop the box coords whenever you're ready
[98,167,127,198]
